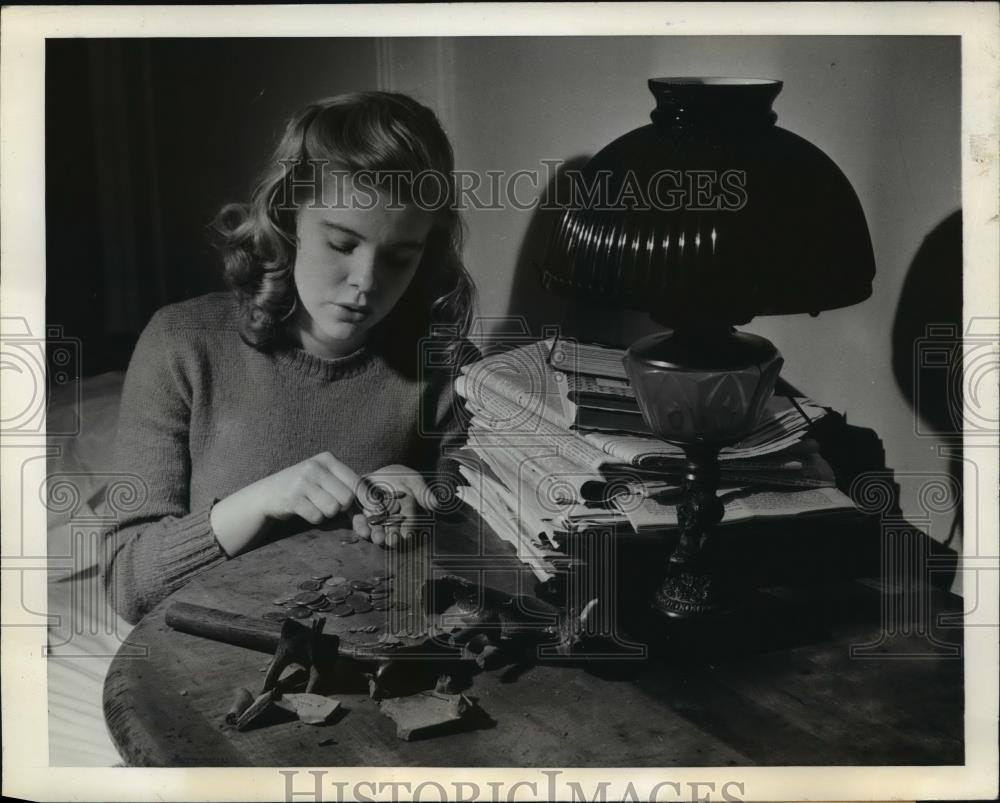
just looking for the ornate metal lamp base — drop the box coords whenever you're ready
[624,326,783,625]
[650,445,736,621]
[652,568,732,620]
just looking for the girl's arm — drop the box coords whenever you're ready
[210,451,366,556]
[102,310,227,625]
[105,310,371,624]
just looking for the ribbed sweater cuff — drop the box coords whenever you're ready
[161,503,228,592]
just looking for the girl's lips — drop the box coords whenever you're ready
[333,302,371,321]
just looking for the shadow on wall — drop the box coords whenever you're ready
[890,209,963,546]
[504,155,664,347]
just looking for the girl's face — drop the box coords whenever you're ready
[292,175,435,358]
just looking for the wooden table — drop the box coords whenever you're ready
[104,511,964,767]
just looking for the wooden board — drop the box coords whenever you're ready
[103,517,964,767]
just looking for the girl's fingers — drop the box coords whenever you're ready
[397,496,419,520]
[293,497,326,526]
[311,452,370,510]
[394,472,439,512]
[352,512,371,540]
[384,525,400,549]
[312,470,355,508]
[369,524,386,547]
[312,451,364,494]
[355,476,395,516]
[305,483,344,519]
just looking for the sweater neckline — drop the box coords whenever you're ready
[274,342,378,380]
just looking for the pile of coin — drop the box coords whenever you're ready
[262,572,408,623]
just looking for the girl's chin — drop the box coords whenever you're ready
[293,307,380,357]
[319,322,367,346]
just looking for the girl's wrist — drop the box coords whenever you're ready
[210,487,270,557]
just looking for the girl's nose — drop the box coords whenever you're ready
[348,251,378,293]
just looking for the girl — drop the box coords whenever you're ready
[104,92,477,625]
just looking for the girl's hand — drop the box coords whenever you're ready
[256,451,365,525]
[351,465,440,549]
[211,452,367,558]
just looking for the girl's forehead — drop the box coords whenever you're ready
[315,170,409,207]
[304,177,435,242]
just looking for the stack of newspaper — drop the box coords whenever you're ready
[452,338,856,579]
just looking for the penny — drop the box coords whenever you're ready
[372,601,390,611]
[293,591,323,606]
[325,576,348,587]
[340,536,360,545]
[272,597,293,606]
[351,600,374,614]
[289,606,313,619]
[311,573,331,581]
[331,604,354,617]
[346,593,369,608]
[326,592,349,604]
[369,589,390,599]
[262,611,288,622]
[298,579,322,591]
[350,580,374,591]
[372,573,393,582]
[313,599,335,612]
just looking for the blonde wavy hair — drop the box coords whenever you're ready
[213,91,476,354]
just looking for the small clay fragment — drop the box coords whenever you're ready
[274,693,341,725]
[235,689,280,731]
[434,674,459,694]
[225,687,254,725]
[378,692,479,741]
[278,664,308,688]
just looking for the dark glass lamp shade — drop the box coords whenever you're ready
[540,77,876,326]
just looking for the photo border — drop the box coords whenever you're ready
[2,3,997,801]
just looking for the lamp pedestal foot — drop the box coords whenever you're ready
[652,446,733,620]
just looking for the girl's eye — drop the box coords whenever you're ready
[328,242,356,255]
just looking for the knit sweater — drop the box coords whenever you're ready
[104,292,473,624]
